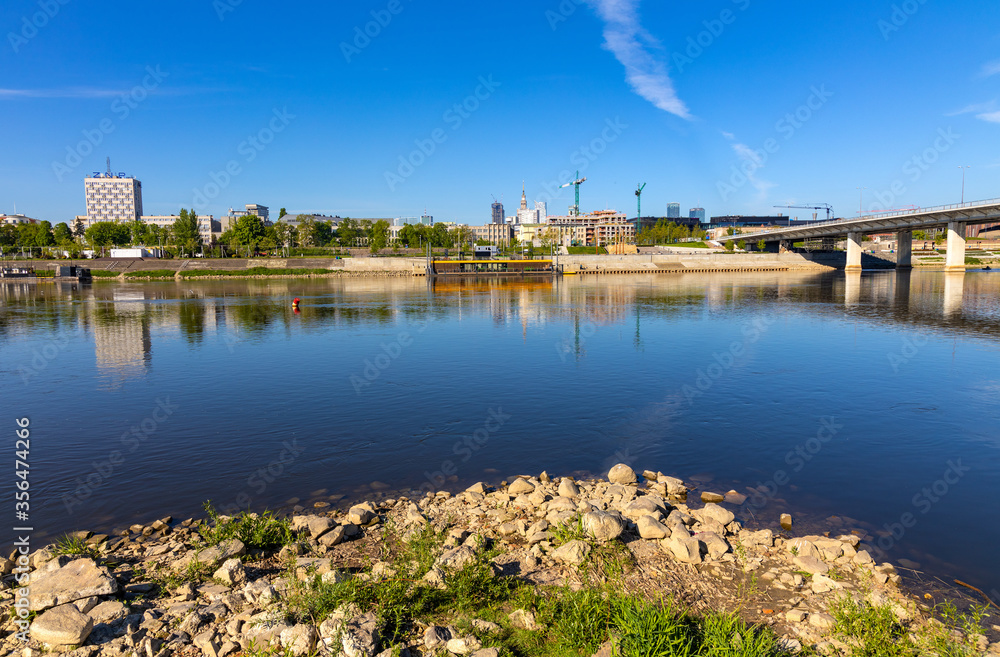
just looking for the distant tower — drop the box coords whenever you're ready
[667,203,681,219]
[689,207,706,223]
[520,182,528,211]
[491,197,505,225]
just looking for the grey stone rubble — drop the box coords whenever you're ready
[1,463,997,656]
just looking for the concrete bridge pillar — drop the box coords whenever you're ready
[945,222,966,272]
[846,232,863,272]
[896,230,912,269]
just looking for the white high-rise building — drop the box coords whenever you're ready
[535,201,547,224]
[84,172,143,226]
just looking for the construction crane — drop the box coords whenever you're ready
[559,170,587,216]
[635,183,646,223]
[773,203,834,221]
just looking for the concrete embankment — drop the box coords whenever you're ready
[23,252,897,280]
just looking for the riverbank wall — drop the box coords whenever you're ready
[17,252,899,279]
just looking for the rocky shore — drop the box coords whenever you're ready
[3,465,999,657]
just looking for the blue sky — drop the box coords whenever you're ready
[1,0,998,224]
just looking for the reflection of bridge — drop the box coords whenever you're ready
[718,199,1000,272]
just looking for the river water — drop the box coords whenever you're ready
[2,271,998,596]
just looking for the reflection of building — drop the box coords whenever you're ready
[92,291,151,382]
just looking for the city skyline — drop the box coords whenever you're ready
[2,1,998,224]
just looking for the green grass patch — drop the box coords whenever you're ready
[123,269,176,279]
[566,247,609,255]
[89,270,121,277]
[180,267,334,277]
[51,533,97,559]
[198,502,295,551]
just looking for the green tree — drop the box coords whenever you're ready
[0,224,17,249]
[53,222,73,245]
[35,221,55,247]
[72,217,86,240]
[273,223,294,250]
[737,239,747,251]
[724,240,735,252]
[279,207,287,219]
[337,218,360,247]
[430,222,452,248]
[85,221,131,247]
[370,219,390,254]
[757,239,766,252]
[232,214,266,253]
[172,209,202,256]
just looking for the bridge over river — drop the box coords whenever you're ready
[718,198,1000,272]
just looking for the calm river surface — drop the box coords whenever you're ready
[2,270,999,595]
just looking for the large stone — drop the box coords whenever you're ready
[423,625,452,650]
[608,463,637,485]
[786,538,821,560]
[175,538,246,572]
[664,536,702,564]
[699,503,735,527]
[508,609,543,631]
[636,515,670,540]
[508,479,535,495]
[306,517,337,539]
[30,604,94,648]
[213,558,246,586]
[29,558,118,611]
[319,525,346,547]
[552,540,591,565]
[437,545,477,571]
[793,555,830,576]
[583,511,625,542]
[87,600,126,624]
[809,612,835,630]
[342,612,380,657]
[623,497,666,520]
[697,532,731,560]
[557,478,580,498]
[447,636,483,654]
[347,506,375,526]
[281,624,319,657]
[700,492,724,504]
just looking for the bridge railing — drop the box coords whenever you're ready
[720,197,1000,239]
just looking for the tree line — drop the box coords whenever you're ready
[635,219,707,245]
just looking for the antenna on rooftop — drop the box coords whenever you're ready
[106,157,112,177]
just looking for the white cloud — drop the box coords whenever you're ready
[948,100,996,116]
[585,0,691,120]
[981,60,1000,77]
[724,133,776,199]
[977,111,1000,123]
[0,87,128,99]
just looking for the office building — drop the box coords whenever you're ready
[689,208,706,223]
[535,201,547,224]
[84,172,143,225]
[141,214,220,244]
[667,203,681,218]
[0,214,39,226]
[491,201,505,225]
[471,223,515,245]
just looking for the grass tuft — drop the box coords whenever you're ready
[199,501,296,551]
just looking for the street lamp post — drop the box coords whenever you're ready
[958,166,970,204]
[857,187,867,215]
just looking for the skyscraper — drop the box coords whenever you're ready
[84,169,143,225]
[535,201,547,224]
[491,201,504,225]
[689,207,706,223]
[667,203,681,218]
